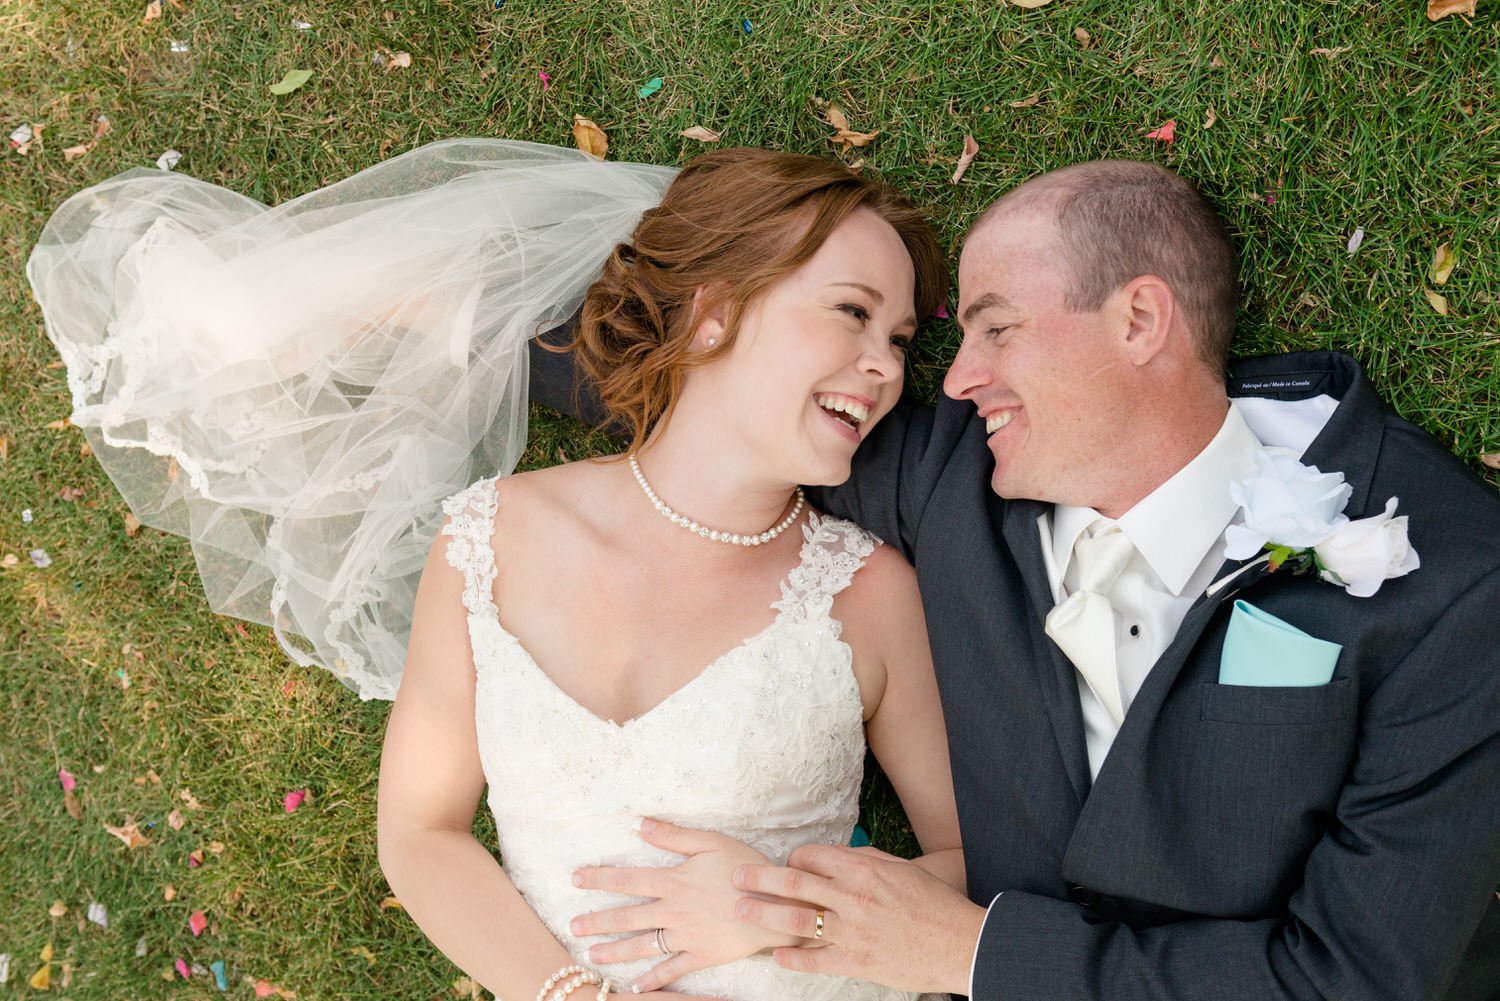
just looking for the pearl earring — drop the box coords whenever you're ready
[706,337,717,347]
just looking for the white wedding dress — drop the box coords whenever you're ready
[443,476,917,1001]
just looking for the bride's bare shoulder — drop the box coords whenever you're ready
[489,457,627,540]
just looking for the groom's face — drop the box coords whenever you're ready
[945,211,1135,508]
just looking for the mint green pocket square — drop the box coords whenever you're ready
[1218,600,1341,687]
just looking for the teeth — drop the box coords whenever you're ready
[985,411,1015,434]
[814,393,870,425]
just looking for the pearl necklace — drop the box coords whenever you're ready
[629,453,805,547]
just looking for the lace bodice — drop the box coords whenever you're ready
[440,476,916,1001]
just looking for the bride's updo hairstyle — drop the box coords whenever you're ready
[564,148,947,456]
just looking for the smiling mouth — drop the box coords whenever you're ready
[985,411,1016,434]
[815,392,870,432]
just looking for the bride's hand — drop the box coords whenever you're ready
[570,819,804,993]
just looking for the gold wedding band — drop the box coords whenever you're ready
[813,909,826,940]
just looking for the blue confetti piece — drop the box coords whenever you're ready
[741,18,753,33]
[849,824,870,848]
[493,0,503,8]
[637,76,664,99]
[210,960,228,991]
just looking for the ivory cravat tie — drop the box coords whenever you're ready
[1045,519,1137,725]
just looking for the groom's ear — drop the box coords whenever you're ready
[1116,275,1175,367]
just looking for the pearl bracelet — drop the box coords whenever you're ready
[536,964,611,1001]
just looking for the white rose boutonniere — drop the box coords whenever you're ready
[1216,449,1420,597]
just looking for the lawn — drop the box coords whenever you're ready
[1,1,1495,997]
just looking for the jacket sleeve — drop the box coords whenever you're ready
[970,564,1500,1001]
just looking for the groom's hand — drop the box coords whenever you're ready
[732,844,985,996]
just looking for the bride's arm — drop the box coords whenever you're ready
[850,546,965,890]
[377,532,587,1000]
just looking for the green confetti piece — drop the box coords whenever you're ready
[269,69,313,95]
[637,76,663,99]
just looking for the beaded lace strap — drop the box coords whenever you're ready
[770,512,879,625]
[438,477,500,618]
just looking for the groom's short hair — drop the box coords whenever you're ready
[972,160,1238,372]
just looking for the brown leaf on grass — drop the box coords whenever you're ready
[167,0,185,9]
[0,435,7,461]
[64,787,83,819]
[63,144,91,161]
[163,884,178,900]
[143,0,162,23]
[952,135,980,184]
[821,104,879,152]
[1422,287,1449,315]
[1310,47,1351,58]
[1431,243,1457,284]
[379,896,404,910]
[105,820,150,849]
[385,51,412,71]
[679,125,722,142]
[167,808,185,831]
[180,787,204,809]
[208,840,225,854]
[59,486,84,501]
[1073,27,1093,47]
[1426,0,1476,19]
[1479,453,1500,470]
[93,115,111,141]
[1008,93,1041,108]
[1210,55,1224,68]
[571,115,607,158]
[49,900,68,918]
[1204,106,1218,128]
[124,512,143,536]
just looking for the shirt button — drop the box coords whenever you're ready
[1129,624,1141,637]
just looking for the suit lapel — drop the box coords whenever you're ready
[996,494,1092,804]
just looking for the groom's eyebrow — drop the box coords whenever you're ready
[962,292,1016,323]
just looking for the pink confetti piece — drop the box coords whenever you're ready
[175,958,191,979]
[538,71,551,91]
[189,911,208,937]
[254,980,275,997]
[1146,119,1176,143]
[59,768,77,791]
[187,852,202,868]
[934,301,950,320]
[283,789,306,813]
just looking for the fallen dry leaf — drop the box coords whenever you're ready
[1008,93,1041,108]
[1422,287,1449,315]
[1431,243,1457,284]
[1479,453,1500,470]
[1009,0,1056,7]
[350,946,377,966]
[164,884,178,901]
[821,104,880,152]
[64,787,82,819]
[571,115,607,158]
[385,51,412,71]
[1310,47,1351,58]
[105,820,150,849]
[1073,27,1093,47]
[143,0,162,23]
[1204,106,1218,128]
[63,144,91,161]
[167,808,185,831]
[180,787,203,809]
[45,417,71,429]
[1426,0,1476,19]
[93,115,111,141]
[49,900,68,918]
[1210,55,1224,69]
[952,134,980,184]
[679,125,722,143]
[379,896,404,910]
[124,511,143,536]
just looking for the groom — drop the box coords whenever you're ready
[530,160,1500,1000]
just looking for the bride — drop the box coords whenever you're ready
[28,141,960,1000]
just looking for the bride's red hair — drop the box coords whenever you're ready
[555,148,947,456]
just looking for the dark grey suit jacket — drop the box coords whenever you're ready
[529,342,1500,1001]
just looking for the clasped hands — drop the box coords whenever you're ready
[569,819,981,996]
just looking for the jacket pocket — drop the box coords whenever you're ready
[1200,677,1354,725]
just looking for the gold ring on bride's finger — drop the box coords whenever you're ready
[654,927,673,956]
[813,909,826,940]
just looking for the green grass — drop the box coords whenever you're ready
[2,0,1496,997]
